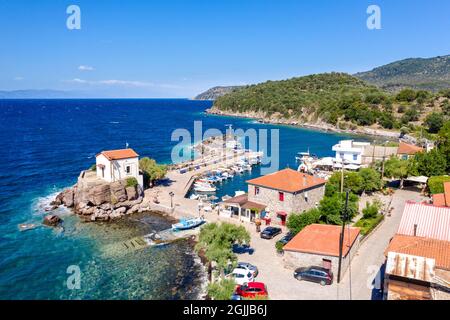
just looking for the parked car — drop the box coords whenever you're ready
[229,268,254,285]
[260,227,282,239]
[293,266,333,286]
[235,262,259,277]
[277,232,294,245]
[235,282,268,299]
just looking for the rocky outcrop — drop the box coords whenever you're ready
[54,171,144,222]
[43,214,62,227]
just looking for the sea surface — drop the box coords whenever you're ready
[0,99,368,299]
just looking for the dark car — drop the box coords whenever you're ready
[277,232,294,245]
[260,227,282,239]
[294,266,333,286]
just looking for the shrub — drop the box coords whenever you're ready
[275,241,284,252]
[424,112,444,133]
[355,214,384,236]
[396,89,417,102]
[428,176,450,194]
[359,168,384,193]
[362,201,380,219]
[126,177,138,188]
[286,208,321,235]
[207,279,236,300]
[90,164,97,171]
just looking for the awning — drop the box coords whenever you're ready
[406,176,429,184]
[276,211,287,216]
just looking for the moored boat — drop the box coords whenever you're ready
[172,217,205,231]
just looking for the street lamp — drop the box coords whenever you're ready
[169,191,174,208]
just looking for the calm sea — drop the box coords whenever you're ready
[0,99,363,299]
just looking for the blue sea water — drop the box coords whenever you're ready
[0,99,365,299]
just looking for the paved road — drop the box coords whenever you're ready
[235,189,426,300]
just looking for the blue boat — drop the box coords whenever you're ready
[171,217,205,231]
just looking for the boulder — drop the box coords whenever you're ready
[110,181,127,203]
[62,189,75,207]
[125,186,138,201]
[43,214,62,227]
[89,184,111,206]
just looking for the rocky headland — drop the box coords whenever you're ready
[52,170,145,222]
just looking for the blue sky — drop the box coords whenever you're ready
[0,0,449,98]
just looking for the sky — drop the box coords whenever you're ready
[0,0,449,98]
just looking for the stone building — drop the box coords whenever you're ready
[246,168,326,225]
[283,224,361,276]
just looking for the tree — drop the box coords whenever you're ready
[318,193,359,225]
[437,121,450,172]
[139,157,168,187]
[359,168,384,193]
[207,279,236,300]
[383,156,410,188]
[424,112,444,134]
[195,223,250,279]
[286,208,321,235]
[410,149,447,177]
[325,171,363,196]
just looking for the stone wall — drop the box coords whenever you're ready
[248,184,325,214]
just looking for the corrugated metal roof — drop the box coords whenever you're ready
[386,252,435,282]
[398,202,450,241]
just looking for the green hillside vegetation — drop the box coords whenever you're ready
[212,73,450,136]
[354,55,450,92]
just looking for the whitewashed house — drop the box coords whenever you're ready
[95,148,144,188]
[332,140,370,170]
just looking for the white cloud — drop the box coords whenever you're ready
[78,65,94,71]
[14,76,24,81]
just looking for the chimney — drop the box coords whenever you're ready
[413,224,418,237]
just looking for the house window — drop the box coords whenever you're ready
[126,165,131,174]
[101,167,105,178]
[340,152,344,159]
[255,187,260,195]
[279,192,284,202]
[353,154,357,161]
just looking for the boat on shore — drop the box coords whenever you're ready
[172,217,205,231]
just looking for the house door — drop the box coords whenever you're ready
[322,259,332,270]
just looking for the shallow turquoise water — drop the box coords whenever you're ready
[0,99,368,299]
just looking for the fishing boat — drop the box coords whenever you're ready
[295,150,311,162]
[189,193,200,200]
[172,217,205,231]
[194,184,216,193]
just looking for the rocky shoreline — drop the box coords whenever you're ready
[51,170,147,222]
[206,107,403,140]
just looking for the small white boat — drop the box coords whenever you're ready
[194,185,216,193]
[189,194,200,200]
[172,217,205,231]
[235,190,246,197]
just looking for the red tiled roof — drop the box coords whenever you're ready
[283,224,360,257]
[398,201,450,241]
[223,194,266,211]
[397,142,423,155]
[386,234,450,270]
[246,169,326,193]
[97,148,139,160]
[433,193,447,207]
[433,182,450,207]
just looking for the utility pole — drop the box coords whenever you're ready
[340,161,345,193]
[337,190,349,283]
